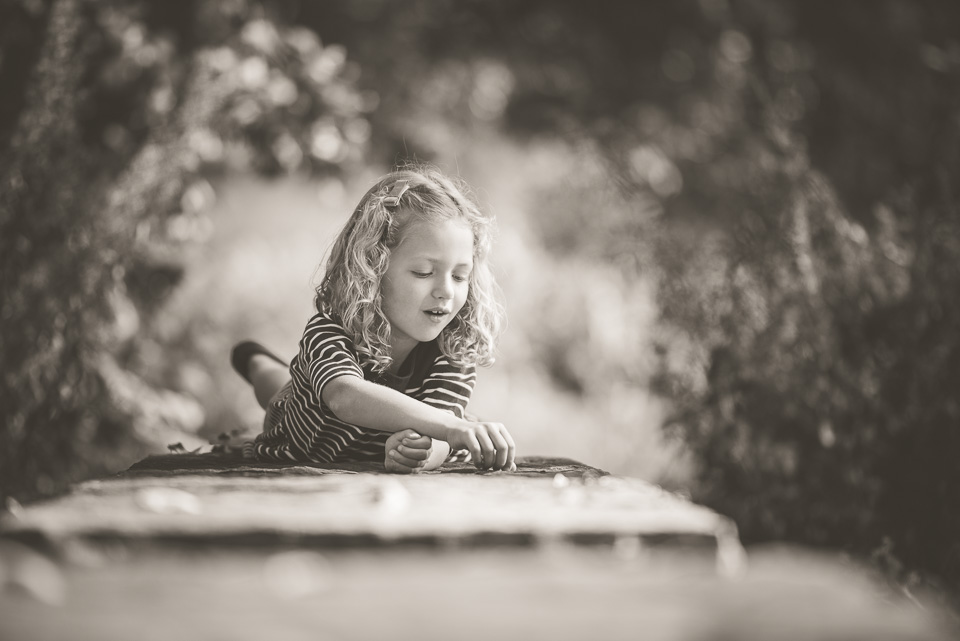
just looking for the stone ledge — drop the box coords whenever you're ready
[3,455,951,641]
[123,452,609,478]
[1,454,744,576]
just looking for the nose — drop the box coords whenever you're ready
[433,274,454,300]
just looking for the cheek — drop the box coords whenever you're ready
[380,277,404,311]
[383,276,420,309]
[455,284,470,309]
[379,278,394,305]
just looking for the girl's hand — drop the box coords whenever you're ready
[384,429,433,474]
[446,420,516,471]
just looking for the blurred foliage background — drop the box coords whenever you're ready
[2,0,960,590]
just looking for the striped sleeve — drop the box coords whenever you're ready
[411,355,476,419]
[299,315,364,399]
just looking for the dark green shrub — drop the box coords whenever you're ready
[0,0,367,500]
[648,1,960,585]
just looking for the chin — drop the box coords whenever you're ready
[418,327,445,343]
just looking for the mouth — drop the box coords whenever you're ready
[423,308,451,320]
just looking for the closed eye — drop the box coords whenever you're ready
[412,271,432,278]
[452,273,469,282]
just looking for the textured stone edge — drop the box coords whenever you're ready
[122,453,610,479]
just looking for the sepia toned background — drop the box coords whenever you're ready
[2,0,959,604]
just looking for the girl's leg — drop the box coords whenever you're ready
[248,354,291,409]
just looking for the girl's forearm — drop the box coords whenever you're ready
[322,376,461,440]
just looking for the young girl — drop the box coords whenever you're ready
[231,167,516,473]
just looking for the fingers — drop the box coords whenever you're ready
[388,449,425,469]
[385,459,414,474]
[488,428,510,470]
[462,432,483,468]
[471,423,515,471]
[498,424,517,470]
[482,423,515,471]
[452,421,516,472]
[385,429,416,450]
[396,444,430,461]
[401,434,432,450]
[474,428,496,469]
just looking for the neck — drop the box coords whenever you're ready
[388,337,418,374]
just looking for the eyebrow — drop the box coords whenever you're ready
[417,257,473,268]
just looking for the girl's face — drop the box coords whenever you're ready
[381,218,474,358]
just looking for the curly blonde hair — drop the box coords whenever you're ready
[316,166,505,372]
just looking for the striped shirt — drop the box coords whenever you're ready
[248,312,476,463]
